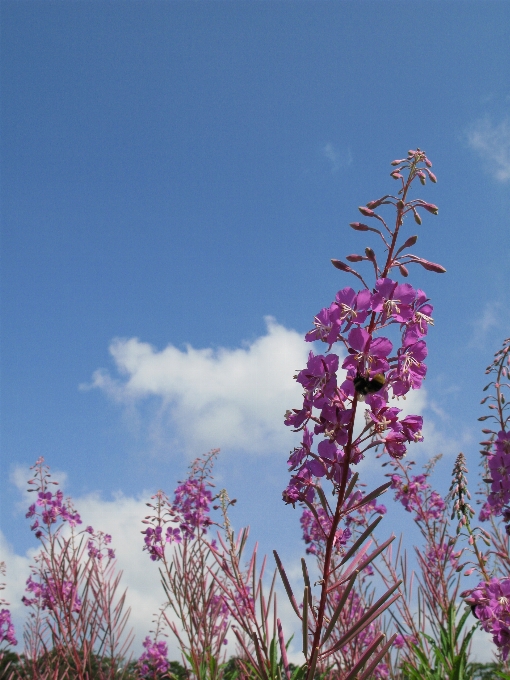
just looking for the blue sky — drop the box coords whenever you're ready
[1,0,510,659]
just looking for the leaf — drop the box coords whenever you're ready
[339,515,383,566]
[273,551,301,620]
[321,572,358,644]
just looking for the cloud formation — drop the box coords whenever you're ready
[322,142,352,173]
[86,317,310,456]
[466,116,510,182]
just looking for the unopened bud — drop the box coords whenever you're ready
[464,568,475,576]
[399,264,409,277]
[391,159,405,166]
[402,235,418,248]
[366,195,389,209]
[365,247,375,261]
[427,169,437,183]
[413,209,422,225]
[419,175,426,185]
[358,206,375,217]
[422,202,439,215]
[346,254,363,262]
[425,159,432,168]
[331,259,351,272]
[349,222,370,231]
[415,258,446,273]
[396,200,405,210]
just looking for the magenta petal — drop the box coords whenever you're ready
[307,459,326,477]
[394,283,417,305]
[318,439,337,460]
[348,327,370,352]
[375,278,396,298]
[356,288,372,311]
[335,287,356,307]
[370,336,393,357]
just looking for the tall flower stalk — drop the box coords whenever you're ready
[21,458,132,679]
[277,150,444,679]
[142,449,230,680]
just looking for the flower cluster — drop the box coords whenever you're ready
[485,431,510,517]
[283,150,440,506]
[23,575,82,613]
[173,475,213,539]
[0,609,17,647]
[137,635,171,678]
[463,577,510,659]
[0,563,17,647]
[26,489,82,538]
[142,491,182,561]
[300,507,352,556]
[391,471,445,523]
[87,530,116,561]
[142,450,219,562]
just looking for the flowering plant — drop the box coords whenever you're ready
[275,149,444,680]
[21,458,132,680]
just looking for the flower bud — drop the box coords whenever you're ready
[391,159,405,166]
[425,159,432,168]
[396,200,405,210]
[349,222,370,231]
[358,206,375,217]
[331,259,351,272]
[402,235,418,248]
[391,171,403,180]
[366,195,389,209]
[412,257,446,273]
[422,202,439,215]
[365,247,375,261]
[399,264,409,277]
[346,254,363,262]
[413,209,422,225]
[426,169,437,183]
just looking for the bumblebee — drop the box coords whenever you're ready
[353,372,386,397]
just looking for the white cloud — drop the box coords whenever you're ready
[0,489,306,664]
[322,142,352,173]
[466,116,510,182]
[85,317,310,456]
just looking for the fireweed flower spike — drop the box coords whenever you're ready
[460,338,510,660]
[0,563,17,648]
[21,458,132,677]
[278,149,444,679]
[142,450,232,679]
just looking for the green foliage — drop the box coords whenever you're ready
[400,604,478,680]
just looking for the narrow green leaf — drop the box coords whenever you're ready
[321,571,358,645]
[340,515,383,566]
[343,632,385,680]
[302,587,308,658]
[357,634,397,680]
[273,550,302,620]
[301,558,310,591]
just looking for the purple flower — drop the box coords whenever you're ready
[138,635,170,678]
[464,577,510,659]
[0,609,17,646]
[342,328,392,378]
[371,278,417,323]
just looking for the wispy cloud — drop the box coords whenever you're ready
[468,299,510,349]
[84,317,310,457]
[322,142,352,173]
[466,116,510,182]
